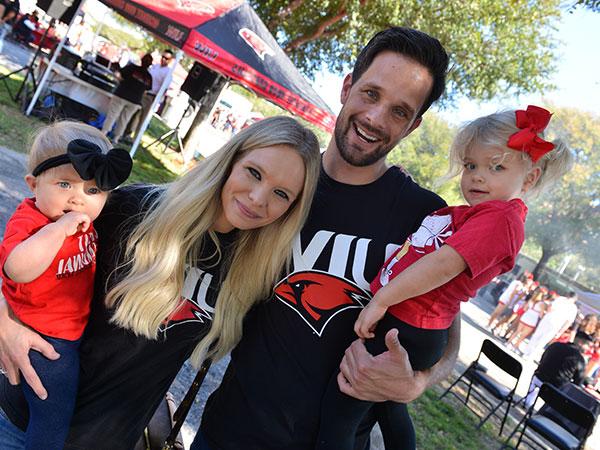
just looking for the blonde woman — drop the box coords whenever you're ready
[0,116,321,450]
[507,288,549,352]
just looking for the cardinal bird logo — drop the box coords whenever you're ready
[239,28,275,60]
[274,270,370,336]
[160,296,212,333]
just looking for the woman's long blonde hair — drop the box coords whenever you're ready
[441,109,574,196]
[105,116,321,364]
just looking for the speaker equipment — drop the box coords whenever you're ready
[36,0,82,24]
[56,47,80,71]
[181,63,221,102]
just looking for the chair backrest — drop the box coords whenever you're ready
[537,383,597,440]
[479,339,523,380]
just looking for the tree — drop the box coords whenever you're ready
[387,113,461,205]
[572,0,600,13]
[525,106,600,281]
[251,0,561,102]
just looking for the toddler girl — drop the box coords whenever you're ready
[317,105,573,449]
[0,121,132,449]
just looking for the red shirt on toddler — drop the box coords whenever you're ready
[0,198,96,340]
[371,199,527,330]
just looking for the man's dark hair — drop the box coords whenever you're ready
[163,49,174,56]
[351,27,449,118]
[568,290,577,298]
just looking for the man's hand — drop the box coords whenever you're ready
[339,315,461,403]
[338,328,428,403]
[0,300,59,400]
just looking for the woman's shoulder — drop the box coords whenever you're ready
[95,184,162,236]
[105,184,163,214]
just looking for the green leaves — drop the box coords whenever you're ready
[251,0,561,101]
[525,106,600,288]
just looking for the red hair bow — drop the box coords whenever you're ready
[507,105,555,162]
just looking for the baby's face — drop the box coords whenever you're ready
[27,164,109,222]
[460,145,537,206]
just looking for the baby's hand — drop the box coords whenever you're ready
[55,211,91,237]
[354,300,388,339]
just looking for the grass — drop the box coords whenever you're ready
[0,67,182,185]
[0,68,46,153]
[411,386,505,449]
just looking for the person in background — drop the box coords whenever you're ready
[128,49,174,142]
[506,286,549,354]
[101,54,153,145]
[487,272,532,330]
[0,0,19,27]
[12,10,36,46]
[523,331,593,408]
[585,323,600,380]
[523,290,579,359]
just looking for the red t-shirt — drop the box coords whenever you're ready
[0,198,96,340]
[371,199,527,329]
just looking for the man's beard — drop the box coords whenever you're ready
[333,115,394,167]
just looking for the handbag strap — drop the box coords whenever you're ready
[162,358,213,450]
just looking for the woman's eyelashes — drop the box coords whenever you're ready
[246,166,291,201]
[247,166,261,180]
[274,189,289,201]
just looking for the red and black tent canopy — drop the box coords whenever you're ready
[98,0,336,132]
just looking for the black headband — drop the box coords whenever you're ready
[31,139,133,191]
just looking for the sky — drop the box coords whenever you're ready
[312,8,600,125]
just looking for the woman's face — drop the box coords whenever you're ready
[214,145,306,232]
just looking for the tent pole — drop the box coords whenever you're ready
[25,0,87,116]
[130,49,183,158]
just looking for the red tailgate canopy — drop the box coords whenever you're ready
[99,0,336,132]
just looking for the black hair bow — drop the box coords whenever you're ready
[31,139,133,190]
[68,139,132,191]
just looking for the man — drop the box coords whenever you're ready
[195,27,459,450]
[523,291,579,360]
[101,54,153,144]
[524,331,592,408]
[128,49,174,142]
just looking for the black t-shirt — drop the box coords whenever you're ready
[114,64,152,105]
[536,342,586,387]
[201,166,446,450]
[0,185,235,450]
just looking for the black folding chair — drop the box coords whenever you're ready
[440,339,523,435]
[502,383,597,450]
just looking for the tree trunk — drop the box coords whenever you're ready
[182,77,228,151]
[532,247,555,280]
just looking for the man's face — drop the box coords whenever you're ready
[334,51,433,167]
[161,53,172,67]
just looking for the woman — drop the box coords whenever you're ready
[0,116,321,449]
[506,287,549,353]
[487,272,532,330]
